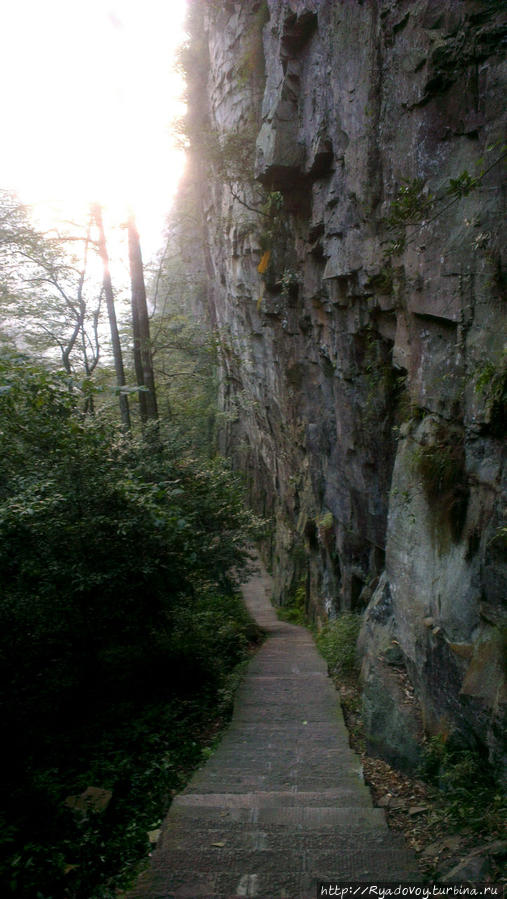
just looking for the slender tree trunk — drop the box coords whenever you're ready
[130,302,148,420]
[92,204,131,430]
[127,213,158,423]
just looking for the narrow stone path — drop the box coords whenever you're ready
[129,564,418,898]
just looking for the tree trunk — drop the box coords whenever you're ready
[127,214,158,423]
[92,204,131,430]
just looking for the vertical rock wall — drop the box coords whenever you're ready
[181,0,506,779]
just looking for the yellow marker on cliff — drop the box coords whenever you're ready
[257,250,270,310]
[257,250,270,274]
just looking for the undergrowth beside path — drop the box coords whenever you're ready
[2,603,264,899]
[277,599,506,881]
[0,354,266,898]
[339,675,506,882]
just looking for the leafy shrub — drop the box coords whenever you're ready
[474,354,507,437]
[0,351,264,897]
[419,735,506,833]
[316,612,362,676]
[387,178,433,228]
[277,581,307,625]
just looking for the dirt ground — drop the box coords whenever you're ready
[336,680,506,884]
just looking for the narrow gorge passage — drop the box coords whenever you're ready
[129,563,418,898]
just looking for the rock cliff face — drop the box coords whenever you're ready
[180,1,506,779]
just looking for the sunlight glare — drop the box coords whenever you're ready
[1,0,188,257]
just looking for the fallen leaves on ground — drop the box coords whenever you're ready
[335,676,506,880]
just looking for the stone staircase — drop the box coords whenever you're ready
[128,565,419,898]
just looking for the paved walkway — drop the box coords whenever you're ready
[129,564,418,898]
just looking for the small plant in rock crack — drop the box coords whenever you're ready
[259,190,285,251]
[474,353,507,436]
[446,169,479,198]
[280,268,299,297]
[387,178,434,228]
[367,264,394,294]
[385,144,507,257]
[277,580,307,625]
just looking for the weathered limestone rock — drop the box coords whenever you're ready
[359,573,424,771]
[181,0,506,780]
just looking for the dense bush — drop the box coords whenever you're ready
[0,352,263,897]
[419,735,506,834]
[315,612,362,676]
[277,580,307,625]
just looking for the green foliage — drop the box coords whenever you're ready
[3,673,257,898]
[315,512,335,552]
[475,359,499,395]
[174,1,209,98]
[198,125,259,185]
[317,512,334,532]
[277,580,307,625]
[489,525,507,552]
[360,326,398,425]
[474,353,507,435]
[385,178,433,257]
[157,315,219,455]
[315,613,362,676]
[419,736,506,833]
[259,190,284,251]
[256,192,297,299]
[387,178,433,228]
[414,434,463,497]
[280,268,299,298]
[385,146,506,257]
[0,189,105,379]
[176,52,259,185]
[146,232,220,456]
[0,354,260,678]
[446,169,478,198]
[366,264,394,294]
[0,350,264,897]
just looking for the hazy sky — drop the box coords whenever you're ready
[1,0,188,257]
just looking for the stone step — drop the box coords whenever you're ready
[169,803,389,829]
[197,763,364,781]
[142,845,416,874]
[233,705,342,721]
[219,720,350,733]
[130,846,419,898]
[173,787,373,807]
[200,746,355,762]
[158,824,393,851]
[201,754,358,765]
[187,772,362,785]
[127,564,419,898]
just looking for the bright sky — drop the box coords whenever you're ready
[0,0,188,259]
